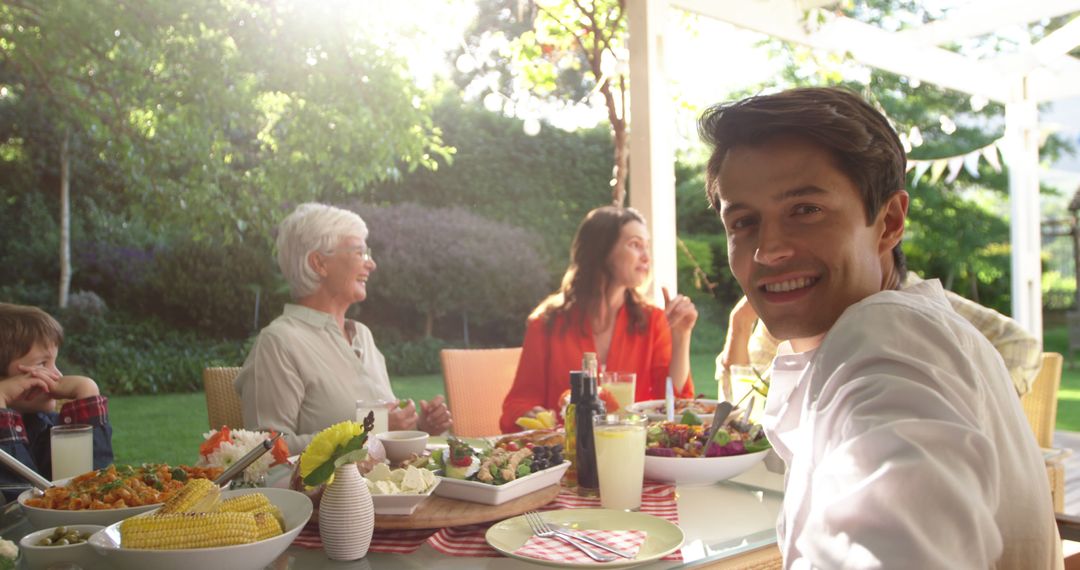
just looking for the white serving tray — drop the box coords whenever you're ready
[434,461,569,505]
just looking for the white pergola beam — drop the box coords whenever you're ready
[627,0,678,304]
[1032,14,1080,58]
[672,0,1011,102]
[896,0,1080,47]
[1005,88,1044,344]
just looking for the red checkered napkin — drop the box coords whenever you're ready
[514,529,646,564]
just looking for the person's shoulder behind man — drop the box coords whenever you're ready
[815,278,1015,403]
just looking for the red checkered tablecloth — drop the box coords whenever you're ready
[293,482,682,561]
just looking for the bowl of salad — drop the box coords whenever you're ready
[643,421,770,485]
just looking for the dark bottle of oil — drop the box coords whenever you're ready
[575,369,603,496]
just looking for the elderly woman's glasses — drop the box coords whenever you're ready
[329,246,373,263]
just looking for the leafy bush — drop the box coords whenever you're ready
[61,290,109,332]
[1043,270,1076,311]
[60,311,247,395]
[352,202,551,342]
[145,239,290,338]
[379,337,449,376]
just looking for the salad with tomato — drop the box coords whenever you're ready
[645,420,770,458]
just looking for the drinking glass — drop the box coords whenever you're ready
[355,399,390,435]
[593,414,646,511]
[51,424,93,480]
[599,372,636,415]
[729,365,766,421]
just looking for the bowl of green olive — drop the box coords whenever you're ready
[19,524,103,568]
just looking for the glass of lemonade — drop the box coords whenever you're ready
[593,414,647,511]
[599,372,636,415]
[355,399,391,434]
[51,424,93,480]
[729,365,766,421]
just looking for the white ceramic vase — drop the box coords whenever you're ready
[319,463,375,560]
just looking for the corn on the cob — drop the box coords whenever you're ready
[216,493,270,513]
[216,493,284,527]
[253,512,283,541]
[158,478,220,514]
[121,512,258,549]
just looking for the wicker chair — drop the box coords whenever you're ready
[203,367,244,430]
[440,347,522,437]
[1021,352,1064,449]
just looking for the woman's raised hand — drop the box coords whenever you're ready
[662,286,698,339]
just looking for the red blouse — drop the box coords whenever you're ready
[499,304,695,433]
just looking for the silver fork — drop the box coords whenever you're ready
[523,511,617,562]
[546,525,636,559]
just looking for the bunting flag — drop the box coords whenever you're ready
[908,137,1004,188]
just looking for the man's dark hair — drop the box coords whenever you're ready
[698,87,907,279]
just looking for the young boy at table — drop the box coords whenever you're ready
[0,303,113,501]
[699,87,1058,568]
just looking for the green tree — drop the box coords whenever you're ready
[1,0,447,305]
[372,95,613,275]
[452,0,630,204]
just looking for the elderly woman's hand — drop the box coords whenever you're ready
[388,399,419,431]
[418,395,452,435]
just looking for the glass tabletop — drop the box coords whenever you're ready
[0,464,782,569]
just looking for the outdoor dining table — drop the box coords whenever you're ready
[0,447,783,569]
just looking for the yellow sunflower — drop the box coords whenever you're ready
[299,420,366,488]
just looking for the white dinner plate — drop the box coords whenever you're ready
[626,399,742,424]
[485,508,684,568]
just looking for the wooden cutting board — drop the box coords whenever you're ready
[373,484,560,529]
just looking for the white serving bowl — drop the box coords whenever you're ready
[643,450,769,485]
[435,461,570,505]
[88,487,313,570]
[20,524,103,569]
[371,478,441,516]
[18,477,162,529]
[376,430,429,464]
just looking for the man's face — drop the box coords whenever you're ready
[717,135,905,348]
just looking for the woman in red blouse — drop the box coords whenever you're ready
[499,206,698,433]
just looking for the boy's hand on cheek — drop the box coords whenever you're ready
[50,376,100,400]
[0,373,54,410]
[17,364,62,385]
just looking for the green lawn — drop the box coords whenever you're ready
[1041,326,1079,431]
[107,355,723,465]
[109,336,1073,465]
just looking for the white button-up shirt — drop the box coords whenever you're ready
[235,304,396,452]
[764,280,1059,569]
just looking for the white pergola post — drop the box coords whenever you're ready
[627,0,678,304]
[1004,80,1044,344]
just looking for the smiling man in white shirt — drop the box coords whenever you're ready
[698,87,1058,569]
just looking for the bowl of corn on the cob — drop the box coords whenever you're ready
[88,480,313,570]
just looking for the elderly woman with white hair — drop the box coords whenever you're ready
[235,203,453,452]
